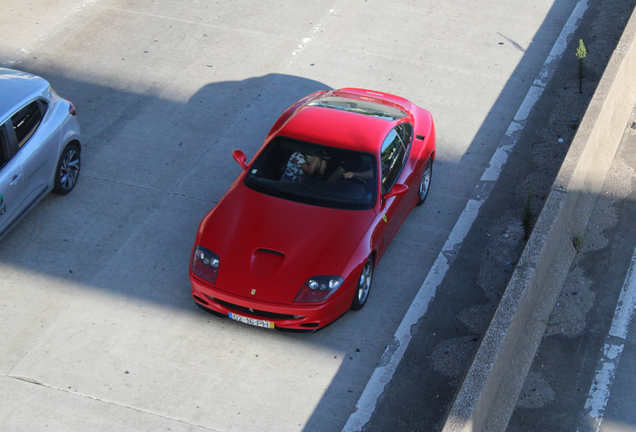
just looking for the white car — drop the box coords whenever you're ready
[0,68,81,240]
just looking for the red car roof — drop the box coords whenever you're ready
[276,103,400,154]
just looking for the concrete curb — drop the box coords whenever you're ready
[441,7,636,432]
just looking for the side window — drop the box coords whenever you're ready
[11,101,44,149]
[398,123,413,152]
[380,123,413,193]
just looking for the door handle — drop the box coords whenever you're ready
[10,173,21,185]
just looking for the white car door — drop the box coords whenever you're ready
[12,99,58,207]
[0,125,24,239]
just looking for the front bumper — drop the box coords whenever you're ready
[190,273,353,331]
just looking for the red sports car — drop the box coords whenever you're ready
[190,88,435,332]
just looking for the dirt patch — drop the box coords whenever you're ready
[516,371,555,409]
[546,266,595,337]
[579,158,636,253]
[431,336,479,382]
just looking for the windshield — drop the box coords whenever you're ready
[244,137,378,210]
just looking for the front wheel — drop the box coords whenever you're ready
[53,144,80,195]
[351,257,374,310]
[416,158,432,206]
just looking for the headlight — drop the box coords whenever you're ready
[294,276,344,303]
[191,246,220,284]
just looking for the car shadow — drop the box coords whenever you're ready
[0,70,329,308]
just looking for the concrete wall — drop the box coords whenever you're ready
[441,7,636,432]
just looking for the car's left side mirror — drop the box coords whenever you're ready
[382,183,409,200]
[233,150,248,171]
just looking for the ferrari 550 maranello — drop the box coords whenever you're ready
[190,88,435,332]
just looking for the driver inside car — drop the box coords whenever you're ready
[327,154,374,183]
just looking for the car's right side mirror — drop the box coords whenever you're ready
[233,150,248,171]
[382,183,408,200]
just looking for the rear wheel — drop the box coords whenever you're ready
[416,158,432,206]
[351,257,373,310]
[53,144,80,194]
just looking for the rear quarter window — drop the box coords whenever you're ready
[11,100,45,149]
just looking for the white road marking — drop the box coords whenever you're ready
[480,144,514,182]
[343,1,589,430]
[610,256,636,340]
[514,85,545,122]
[443,199,485,253]
[579,244,636,432]
[288,3,346,63]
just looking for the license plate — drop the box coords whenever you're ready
[229,312,275,329]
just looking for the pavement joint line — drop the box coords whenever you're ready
[93,2,283,38]
[579,241,636,431]
[80,173,216,204]
[6,376,223,431]
[80,173,164,192]
[11,376,44,386]
[343,1,589,430]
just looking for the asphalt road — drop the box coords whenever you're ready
[0,1,611,431]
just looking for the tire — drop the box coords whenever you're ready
[416,158,432,206]
[351,257,374,311]
[53,144,80,195]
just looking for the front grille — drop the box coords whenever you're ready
[206,295,302,320]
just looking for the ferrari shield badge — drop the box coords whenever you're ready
[382,214,387,223]
[251,289,256,295]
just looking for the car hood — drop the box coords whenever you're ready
[196,182,376,304]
